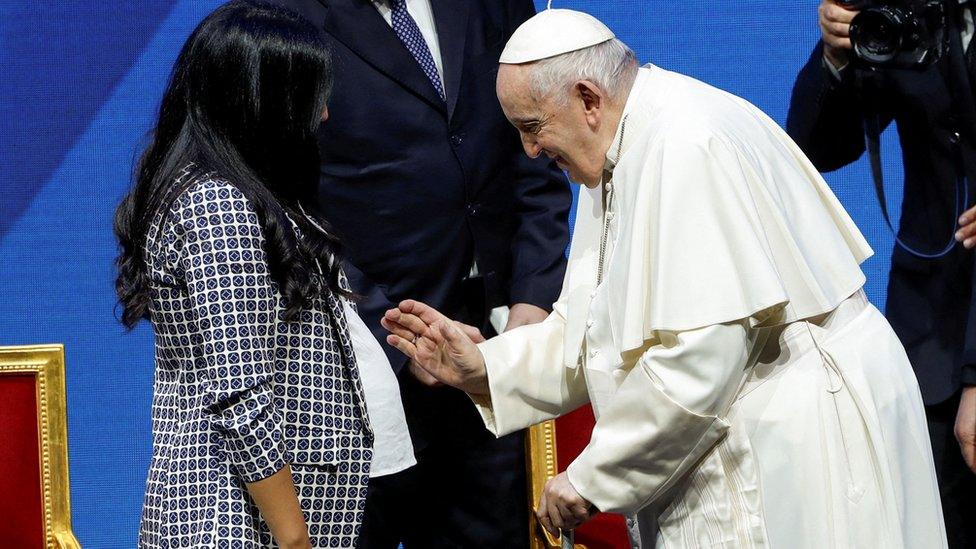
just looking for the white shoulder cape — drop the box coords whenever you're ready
[562,66,872,363]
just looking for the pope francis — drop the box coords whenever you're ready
[382,9,948,548]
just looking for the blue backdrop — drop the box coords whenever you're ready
[0,1,903,546]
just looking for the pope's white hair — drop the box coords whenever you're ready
[524,38,638,105]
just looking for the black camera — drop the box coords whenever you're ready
[841,0,948,69]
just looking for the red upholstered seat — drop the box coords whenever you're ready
[527,405,631,549]
[0,345,80,549]
[0,373,46,547]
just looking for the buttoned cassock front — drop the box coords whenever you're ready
[472,66,948,548]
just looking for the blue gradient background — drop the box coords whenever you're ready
[0,1,902,546]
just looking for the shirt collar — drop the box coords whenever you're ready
[604,65,654,172]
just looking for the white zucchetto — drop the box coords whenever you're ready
[499,9,615,64]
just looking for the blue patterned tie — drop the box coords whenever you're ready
[389,0,446,101]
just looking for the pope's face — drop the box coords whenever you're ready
[496,64,610,188]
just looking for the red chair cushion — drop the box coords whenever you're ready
[554,405,631,549]
[0,373,46,548]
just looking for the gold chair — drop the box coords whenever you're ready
[527,405,631,549]
[0,345,81,549]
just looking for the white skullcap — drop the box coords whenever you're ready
[499,9,615,64]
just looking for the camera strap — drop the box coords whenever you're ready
[857,69,967,259]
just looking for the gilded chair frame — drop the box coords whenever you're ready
[0,344,81,549]
[527,420,586,549]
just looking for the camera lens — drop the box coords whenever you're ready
[850,7,906,64]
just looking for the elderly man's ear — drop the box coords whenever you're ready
[575,80,604,128]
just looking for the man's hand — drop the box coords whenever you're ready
[382,302,485,389]
[382,300,490,395]
[407,358,444,387]
[819,0,859,69]
[956,207,976,249]
[955,385,976,474]
[536,472,593,536]
[504,302,549,332]
[405,320,485,387]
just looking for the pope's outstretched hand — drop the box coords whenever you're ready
[382,300,490,395]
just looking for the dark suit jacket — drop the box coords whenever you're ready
[787,18,976,405]
[274,0,572,446]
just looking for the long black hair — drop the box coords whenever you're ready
[114,0,346,328]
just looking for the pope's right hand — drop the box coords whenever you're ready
[382,300,490,395]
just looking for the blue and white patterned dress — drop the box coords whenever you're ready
[138,169,373,548]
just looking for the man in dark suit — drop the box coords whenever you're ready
[787,1,976,546]
[272,0,572,546]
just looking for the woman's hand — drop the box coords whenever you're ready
[279,537,313,549]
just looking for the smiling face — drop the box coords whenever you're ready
[496,63,618,188]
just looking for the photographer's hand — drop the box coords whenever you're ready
[819,0,859,69]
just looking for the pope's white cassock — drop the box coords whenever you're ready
[471,14,948,548]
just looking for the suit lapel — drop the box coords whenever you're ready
[429,0,468,120]
[322,0,446,114]
[944,8,975,118]
[942,6,976,177]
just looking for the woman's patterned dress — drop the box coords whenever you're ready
[138,170,373,548]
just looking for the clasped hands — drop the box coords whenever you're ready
[381,299,595,534]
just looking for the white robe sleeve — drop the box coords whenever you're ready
[566,321,754,515]
[471,299,591,437]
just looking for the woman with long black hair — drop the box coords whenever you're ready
[113,2,413,546]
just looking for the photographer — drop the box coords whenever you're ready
[787,0,976,546]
